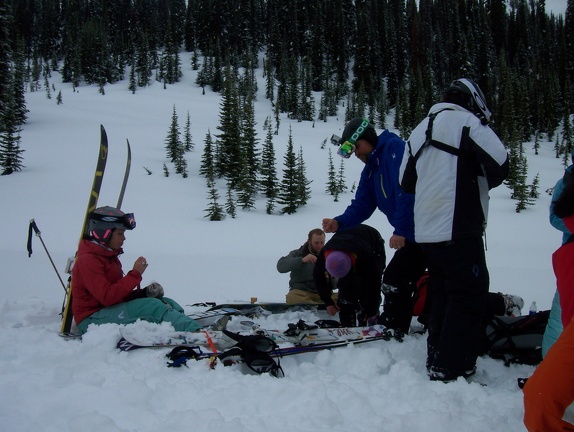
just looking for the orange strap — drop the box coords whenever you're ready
[203,330,218,369]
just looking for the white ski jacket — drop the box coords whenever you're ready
[399,103,508,243]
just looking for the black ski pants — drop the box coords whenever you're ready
[421,237,489,375]
[379,241,428,333]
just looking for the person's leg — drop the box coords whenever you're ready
[286,289,322,304]
[428,238,489,379]
[78,298,200,333]
[380,242,427,333]
[420,243,446,372]
[523,316,574,431]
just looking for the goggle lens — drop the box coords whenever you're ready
[337,141,355,158]
[124,213,136,229]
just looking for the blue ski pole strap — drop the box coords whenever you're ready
[165,346,204,368]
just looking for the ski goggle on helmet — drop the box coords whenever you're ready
[336,118,372,158]
[89,206,136,245]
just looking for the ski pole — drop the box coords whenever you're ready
[27,219,68,294]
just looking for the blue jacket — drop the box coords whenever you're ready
[334,130,415,241]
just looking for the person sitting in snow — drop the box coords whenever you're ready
[313,224,386,327]
[71,206,201,334]
[277,228,337,304]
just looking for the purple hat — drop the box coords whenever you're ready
[325,251,352,278]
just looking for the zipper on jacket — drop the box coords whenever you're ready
[379,174,387,198]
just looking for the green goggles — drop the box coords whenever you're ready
[336,118,370,158]
[337,141,356,158]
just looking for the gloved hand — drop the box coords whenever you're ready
[144,281,164,298]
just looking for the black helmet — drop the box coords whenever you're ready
[340,117,376,145]
[445,78,492,125]
[89,206,135,245]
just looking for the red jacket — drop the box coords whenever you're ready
[552,215,574,326]
[71,239,143,325]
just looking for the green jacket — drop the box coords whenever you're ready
[277,243,319,293]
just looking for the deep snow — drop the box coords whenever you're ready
[0,51,566,431]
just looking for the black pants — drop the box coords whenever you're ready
[421,237,489,374]
[379,241,427,333]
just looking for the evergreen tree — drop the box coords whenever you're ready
[0,1,13,132]
[204,177,224,221]
[277,127,299,214]
[200,130,215,179]
[337,157,348,197]
[11,43,28,126]
[128,53,137,94]
[296,145,312,207]
[183,111,194,152]
[259,118,278,214]
[326,148,339,201]
[225,180,237,218]
[0,95,25,175]
[165,105,182,163]
[561,111,573,165]
[529,173,540,199]
[215,67,242,187]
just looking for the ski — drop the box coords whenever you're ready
[116,139,131,209]
[60,125,109,336]
[185,303,332,328]
[117,323,393,352]
[207,302,328,314]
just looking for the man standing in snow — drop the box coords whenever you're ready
[323,117,427,334]
[313,224,386,327]
[399,78,509,382]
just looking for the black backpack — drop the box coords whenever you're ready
[485,310,550,366]
[218,330,285,378]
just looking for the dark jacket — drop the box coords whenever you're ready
[313,225,385,317]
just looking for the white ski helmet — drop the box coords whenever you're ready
[446,78,492,125]
[89,206,135,245]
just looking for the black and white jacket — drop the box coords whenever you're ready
[399,102,509,243]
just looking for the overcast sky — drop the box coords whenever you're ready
[545,0,567,16]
